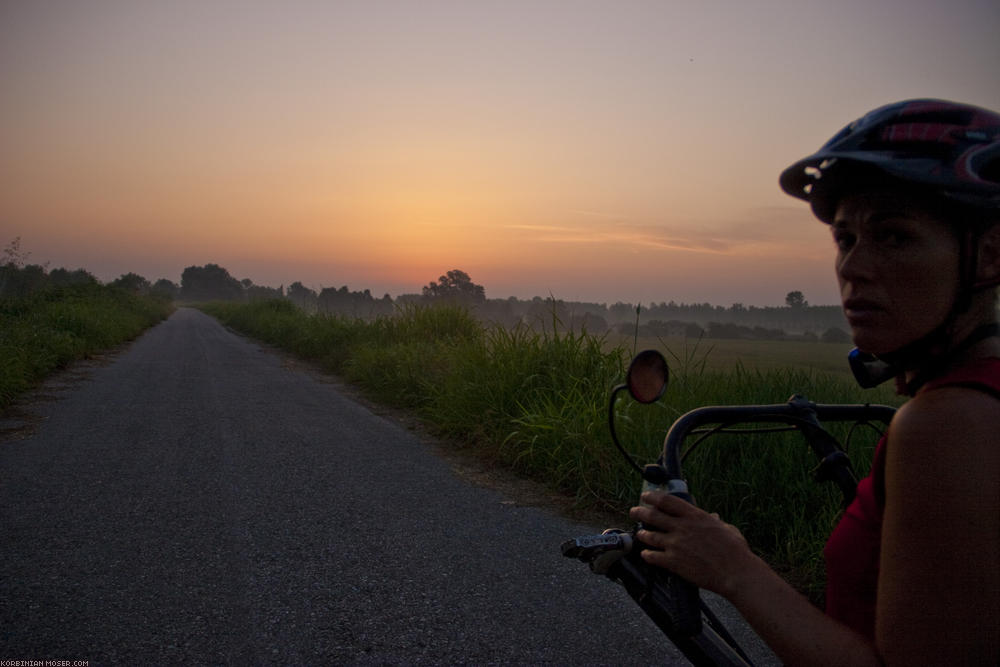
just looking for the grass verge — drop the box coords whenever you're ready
[0,284,175,409]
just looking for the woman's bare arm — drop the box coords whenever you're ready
[876,387,1000,665]
[630,383,999,665]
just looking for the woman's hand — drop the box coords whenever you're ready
[632,490,883,665]
[629,490,760,598]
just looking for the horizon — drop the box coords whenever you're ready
[8,248,846,309]
[3,1,998,309]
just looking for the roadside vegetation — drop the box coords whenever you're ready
[201,298,903,601]
[0,257,175,409]
[2,242,898,600]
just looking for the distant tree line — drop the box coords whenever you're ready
[629,319,850,344]
[448,295,850,343]
[1,262,97,299]
[161,262,859,341]
[0,237,180,301]
[2,240,852,342]
[177,263,394,319]
[0,265,181,303]
[284,281,394,319]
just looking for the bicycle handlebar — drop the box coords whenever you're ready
[566,395,897,666]
[654,396,895,659]
[660,397,896,505]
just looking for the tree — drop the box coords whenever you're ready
[422,269,486,304]
[111,272,151,294]
[0,263,47,299]
[821,326,851,344]
[2,237,30,268]
[572,312,608,333]
[608,301,636,322]
[151,278,180,299]
[1,237,32,297]
[685,322,706,338]
[286,281,318,311]
[525,296,571,331]
[49,268,98,288]
[785,290,808,309]
[246,283,283,301]
[180,264,244,301]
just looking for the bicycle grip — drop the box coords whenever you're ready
[640,470,703,636]
[664,487,702,636]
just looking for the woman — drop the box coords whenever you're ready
[630,99,1000,665]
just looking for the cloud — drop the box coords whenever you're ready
[503,222,733,253]
[504,203,820,255]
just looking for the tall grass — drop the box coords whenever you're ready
[628,360,900,597]
[0,284,174,408]
[202,299,903,599]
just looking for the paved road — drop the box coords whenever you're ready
[1,308,777,665]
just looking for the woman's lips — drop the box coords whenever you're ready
[843,298,884,323]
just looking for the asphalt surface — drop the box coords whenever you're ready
[1,307,778,665]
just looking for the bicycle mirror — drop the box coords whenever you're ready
[626,349,669,403]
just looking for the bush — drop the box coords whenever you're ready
[0,283,174,408]
[821,327,851,344]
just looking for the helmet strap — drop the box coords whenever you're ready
[849,322,999,394]
[901,322,1000,395]
[955,228,979,312]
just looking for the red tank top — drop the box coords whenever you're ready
[823,357,1000,639]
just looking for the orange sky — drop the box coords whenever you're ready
[2,1,998,306]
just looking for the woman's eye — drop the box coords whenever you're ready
[832,231,855,251]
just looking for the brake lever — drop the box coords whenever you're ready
[561,530,634,574]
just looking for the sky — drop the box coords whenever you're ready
[2,0,998,307]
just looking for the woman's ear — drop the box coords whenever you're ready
[974,224,1000,289]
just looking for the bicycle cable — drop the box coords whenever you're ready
[680,422,801,463]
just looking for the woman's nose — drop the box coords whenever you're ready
[837,241,877,283]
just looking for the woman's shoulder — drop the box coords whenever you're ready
[894,381,999,447]
[888,371,1000,491]
[899,356,1000,436]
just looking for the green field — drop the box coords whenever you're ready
[611,334,858,378]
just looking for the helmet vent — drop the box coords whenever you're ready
[892,109,974,126]
[862,126,956,159]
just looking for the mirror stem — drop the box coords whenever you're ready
[608,384,645,475]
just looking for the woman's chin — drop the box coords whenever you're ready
[849,331,895,357]
[851,328,929,357]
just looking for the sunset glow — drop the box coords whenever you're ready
[2,1,998,306]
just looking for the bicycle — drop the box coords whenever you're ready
[562,350,896,666]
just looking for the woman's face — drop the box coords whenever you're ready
[832,190,961,355]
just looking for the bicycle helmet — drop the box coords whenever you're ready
[780,98,1000,224]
